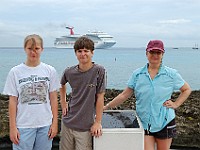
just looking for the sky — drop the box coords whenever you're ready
[0,0,200,48]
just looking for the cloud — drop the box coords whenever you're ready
[158,19,191,24]
[0,0,200,47]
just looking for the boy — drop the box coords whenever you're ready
[59,36,106,150]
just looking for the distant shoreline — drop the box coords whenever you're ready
[0,46,198,49]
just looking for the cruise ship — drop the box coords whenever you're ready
[54,26,116,49]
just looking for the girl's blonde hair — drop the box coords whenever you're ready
[24,34,43,49]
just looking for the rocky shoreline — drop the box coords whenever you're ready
[0,89,200,149]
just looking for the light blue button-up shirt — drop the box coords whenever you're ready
[127,63,185,132]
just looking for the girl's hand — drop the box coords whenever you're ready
[48,123,58,139]
[10,127,20,145]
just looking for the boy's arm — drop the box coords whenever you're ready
[60,84,68,116]
[90,92,105,137]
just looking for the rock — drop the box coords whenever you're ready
[0,90,200,148]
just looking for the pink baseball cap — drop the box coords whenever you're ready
[146,40,165,52]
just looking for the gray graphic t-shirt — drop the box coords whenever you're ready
[61,64,106,131]
[3,62,60,128]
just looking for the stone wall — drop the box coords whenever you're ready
[0,89,200,148]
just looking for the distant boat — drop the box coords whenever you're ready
[54,26,116,49]
[192,43,198,49]
[172,47,179,49]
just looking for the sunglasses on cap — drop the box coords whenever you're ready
[148,51,163,55]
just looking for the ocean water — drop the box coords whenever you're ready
[0,47,199,150]
[0,47,200,93]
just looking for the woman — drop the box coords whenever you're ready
[104,40,191,150]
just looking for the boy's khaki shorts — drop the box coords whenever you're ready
[59,123,92,150]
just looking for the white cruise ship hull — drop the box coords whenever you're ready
[55,41,116,49]
[94,41,116,49]
[54,29,116,49]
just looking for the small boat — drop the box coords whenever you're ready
[192,43,198,49]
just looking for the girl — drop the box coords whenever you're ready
[3,34,60,150]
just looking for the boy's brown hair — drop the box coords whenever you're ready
[74,36,94,52]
